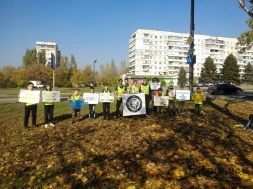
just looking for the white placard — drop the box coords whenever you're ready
[176,90,191,100]
[122,93,146,116]
[19,89,40,104]
[42,91,60,102]
[99,93,114,102]
[83,93,99,104]
[150,82,161,90]
[154,96,169,106]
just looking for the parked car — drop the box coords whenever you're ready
[207,84,243,95]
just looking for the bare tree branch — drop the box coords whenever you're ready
[238,0,253,18]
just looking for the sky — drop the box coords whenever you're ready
[0,0,250,71]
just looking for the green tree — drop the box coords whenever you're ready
[243,62,253,83]
[70,54,77,69]
[220,54,240,84]
[59,55,69,68]
[199,56,218,83]
[177,67,187,85]
[37,50,47,65]
[55,66,69,87]
[99,60,118,86]
[22,49,37,67]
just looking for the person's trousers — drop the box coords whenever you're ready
[103,103,110,118]
[24,105,37,127]
[89,104,96,118]
[116,98,122,117]
[145,95,150,115]
[44,105,54,124]
[195,104,202,115]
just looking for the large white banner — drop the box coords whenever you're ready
[154,96,169,106]
[99,93,115,102]
[122,93,146,116]
[176,90,191,100]
[19,89,40,104]
[42,91,60,102]
[83,93,99,104]
[150,82,161,90]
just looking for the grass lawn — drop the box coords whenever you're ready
[1,97,253,188]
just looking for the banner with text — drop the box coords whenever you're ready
[83,93,99,104]
[99,93,115,102]
[19,90,40,104]
[154,96,169,106]
[42,91,60,102]
[122,93,146,116]
[176,90,191,100]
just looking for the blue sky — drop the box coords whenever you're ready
[0,0,250,70]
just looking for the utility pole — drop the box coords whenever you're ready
[189,0,195,93]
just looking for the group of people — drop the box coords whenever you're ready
[22,77,206,129]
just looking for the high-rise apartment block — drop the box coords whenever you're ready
[36,41,61,68]
[129,29,253,79]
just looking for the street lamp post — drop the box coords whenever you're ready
[93,59,97,86]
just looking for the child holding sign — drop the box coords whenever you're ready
[69,89,81,123]
[102,83,111,120]
[89,86,96,120]
[23,82,38,129]
[156,88,164,114]
[192,87,206,116]
[43,84,55,128]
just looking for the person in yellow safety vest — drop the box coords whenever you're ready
[139,77,151,115]
[166,83,176,115]
[43,84,55,128]
[124,78,131,93]
[130,80,139,94]
[155,87,164,114]
[102,83,112,120]
[192,87,206,116]
[177,84,185,115]
[22,82,38,129]
[115,79,126,118]
[69,88,81,123]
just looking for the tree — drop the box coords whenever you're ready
[10,68,27,87]
[237,0,253,51]
[99,60,119,86]
[220,54,240,84]
[177,67,187,85]
[243,62,253,83]
[55,66,69,87]
[199,56,218,83]
[1,66,16,87]
[59,55,69,68]
[25,64,52,84]
[70,54,77,70]
[38,50,47,65]
[23,49,37,67]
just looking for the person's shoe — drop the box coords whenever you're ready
[24,126,28,129]
[72,119,75,124]
[49,123,55,127]
[32,125,36,128]
[44,124,49,128]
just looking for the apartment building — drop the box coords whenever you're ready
[36,41,61,68]
[129,29,253,80]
